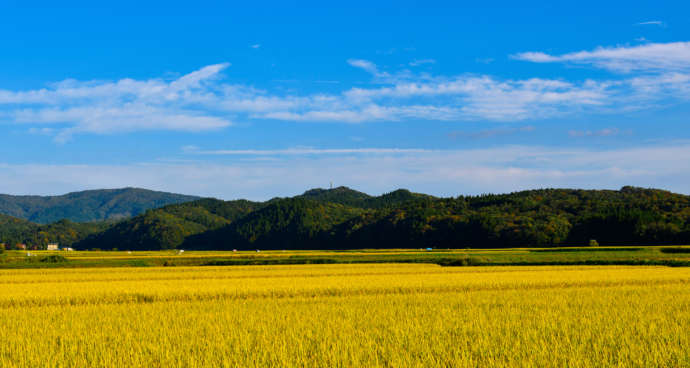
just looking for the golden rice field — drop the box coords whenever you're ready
[0,264,689,367]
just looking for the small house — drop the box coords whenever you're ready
[16,243,27,250]
[47,243,59,251]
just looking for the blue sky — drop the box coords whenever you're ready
[1,1,689,199]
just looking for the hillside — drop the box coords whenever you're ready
[0,214,38,246]
[296,187,433,208]
[6,186,690,251]
[77,187,425,251]
[75,198,263,250]
[0,213,109,249]
[186,186,690,250]
[183,198,367,250]
[296,186,372,206]
[0,188,199,223]
[330,186,690,248]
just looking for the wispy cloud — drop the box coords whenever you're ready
[512,42,690,73]
[347,59,379,74]
[635,20,665,26]
[0,63,233,141]
[250,44,261,49]
[3,42,690,141]
[347,59,392,80]
[568,128,625,138]
[4,143,690,199]
[409,59,436,67]
[449,126,535,140]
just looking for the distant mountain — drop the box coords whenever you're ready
[0,188,200,223]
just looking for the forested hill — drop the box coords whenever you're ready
[0,213,110,249]
[76,199,263,251]
[65,186,690,251]
[74,187,431,250]
[183,198,367,250]
[0,188,199,223]
[296,186,435,208]
[3,186,690,251]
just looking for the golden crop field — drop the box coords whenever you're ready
[0,264,689,367]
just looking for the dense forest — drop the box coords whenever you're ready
[0,214,110,249]
[2,186,690,250]
[75,199,263,250]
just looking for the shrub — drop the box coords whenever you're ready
[40,255,68,263]
[438,257,485,267]
[659,247,690,254]
[589,239,599,247]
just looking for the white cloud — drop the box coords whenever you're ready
[337,76,611,121]
[346,59,393,81]
[2,46,690,139]
[512,42,690,73]
[3,143,690,199]
[636,21,665,26]
[347,59,379,74]
[409,59,436,67]
[251,44,261,49]
[628,72,690,98]
[0,63,233,141]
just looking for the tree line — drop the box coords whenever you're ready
[3,186,690,250]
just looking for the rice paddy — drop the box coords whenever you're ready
[1,263,688,367]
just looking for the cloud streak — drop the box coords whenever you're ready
[568,128,623,138]
[448,126,535,140]
[635,21,665,26]
[512,42,690,73]
[0,63,233,141]
[2,42,690,140]
[185,147,433,155]
[409,59,436,66]
[3,143,690,199]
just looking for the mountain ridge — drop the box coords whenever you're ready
[0,187,200,223]
[3,186,690,251]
